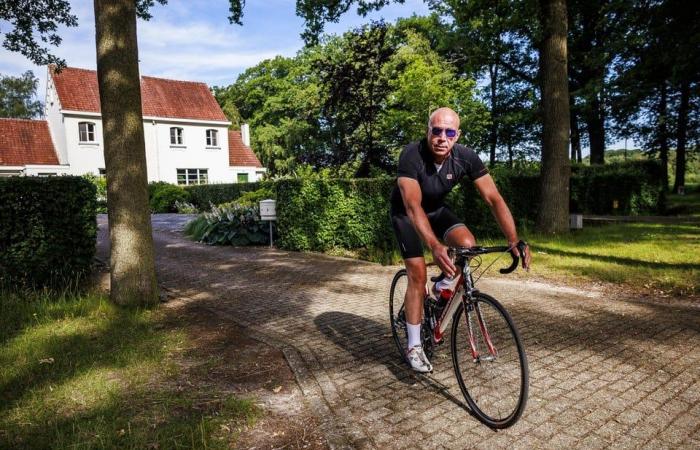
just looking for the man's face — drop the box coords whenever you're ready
[427,111,461,162]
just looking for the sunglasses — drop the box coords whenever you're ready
[431,127,458,138]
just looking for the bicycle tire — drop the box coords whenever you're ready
[450,292,528,428]
[389,269,409,363]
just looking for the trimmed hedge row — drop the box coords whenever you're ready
[273,160,665,251]
[275,177,396,253]
[185,182,265,211]
[0,177,97,288]
[462,160,665,236]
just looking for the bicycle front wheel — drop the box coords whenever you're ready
[451,293,528,428]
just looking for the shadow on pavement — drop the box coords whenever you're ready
[314,311,481,421]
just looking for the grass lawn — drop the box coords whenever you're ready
[0,290,260,449]
[483,221,699,297]
[667,183,700,217]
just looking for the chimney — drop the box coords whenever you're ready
[241,123,250,147]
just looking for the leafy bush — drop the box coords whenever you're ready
[235,186,276,207]
[0,177,96,288]
[149,182,190,213]
[185,203,269,246]
[275,177,395,255]
[174,200,198,214]
[185,182,264,211]
[82,174,107,213]
[462,160,665,236]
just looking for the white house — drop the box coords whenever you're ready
[0,66,265,184]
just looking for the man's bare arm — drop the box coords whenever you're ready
[398,177,456,277]
[474,175,531,269]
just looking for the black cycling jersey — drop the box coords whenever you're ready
[390,138,488,215]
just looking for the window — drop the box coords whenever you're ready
[170,127,184,145]
[79,122,96,142]
[206,129,218,147]
[237,173,249,183]
[177,168,208,185]
[98,168,107,177]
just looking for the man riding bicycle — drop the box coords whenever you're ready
[390,107,531,373]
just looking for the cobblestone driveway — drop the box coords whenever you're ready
[99,217,700,449]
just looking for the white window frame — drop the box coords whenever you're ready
[177,168,208,185]
[205,129,219,147]
[78,122,96,143]
[170,127,184,146]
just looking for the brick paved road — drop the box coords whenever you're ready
[98,218,700,449]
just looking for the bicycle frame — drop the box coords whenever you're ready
[429,258,498,362]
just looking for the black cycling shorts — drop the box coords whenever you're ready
[391,206,466,259]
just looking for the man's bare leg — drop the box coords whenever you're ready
[403,256,426,327]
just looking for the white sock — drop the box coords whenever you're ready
[407,322,422,349]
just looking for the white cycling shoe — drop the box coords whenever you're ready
[406,345,433,373]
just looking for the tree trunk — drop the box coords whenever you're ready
[658,82,670,192]
[673,80,690,193]
[94,0,159,305]
[585,94,606,164]
[570,106,581,161]
[536,0,571,234]
[507,138,514,168]
[489,63,499,165]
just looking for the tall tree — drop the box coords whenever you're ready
[0,71,43,118]
[94,0,158,305]
[536,0,571,233]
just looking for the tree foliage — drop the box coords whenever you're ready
[215,20,488,178]
[0,71,43,119]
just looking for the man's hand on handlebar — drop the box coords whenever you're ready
[431,242,457,278]
[509,240,531,271]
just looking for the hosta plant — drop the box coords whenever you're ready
[185,202,268,246]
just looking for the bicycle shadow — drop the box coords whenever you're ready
[314,311,490,427]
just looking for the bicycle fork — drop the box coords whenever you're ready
[465,300,498,363]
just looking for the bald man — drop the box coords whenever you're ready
[390,107,531,372]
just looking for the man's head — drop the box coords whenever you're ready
[426,107,461,163]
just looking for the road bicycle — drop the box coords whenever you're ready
[389,242,529,429]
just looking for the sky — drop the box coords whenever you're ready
[0,0,430,97]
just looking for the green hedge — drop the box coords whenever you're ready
[0,177,97,288]
[148,182,190,213]
[185,182,265,211]
[462,160,665,236]
[275,177,395,254]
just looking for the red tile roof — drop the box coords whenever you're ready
[141,77,228,121]
[0,119,59,165]
[50,66,228,122]
[228,130,262,168]
[50,66,101,112]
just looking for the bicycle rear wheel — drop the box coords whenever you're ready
[389,269,409,362]
[450,293,528,428]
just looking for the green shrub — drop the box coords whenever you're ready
[174,200,198,214]
[149,182,190,213]
[462,160,665,237]
[275,177,395,256]
[82,174,107,213]
[185,203,269,246]
[235,186,276,207]
[0,177,96,288]
[185,182,264,211]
